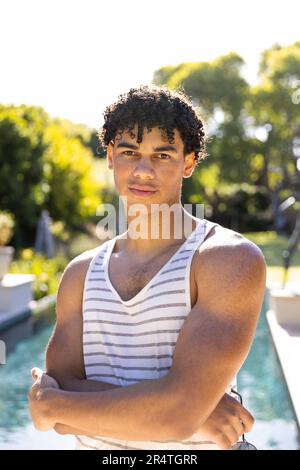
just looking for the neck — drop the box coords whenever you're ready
[118,205,199,257]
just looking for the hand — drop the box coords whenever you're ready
[196,393,254,450]
[28,367,59,431]
[31,367,60,389]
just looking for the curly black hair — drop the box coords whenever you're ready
[98,84,207,164]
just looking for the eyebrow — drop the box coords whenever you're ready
[115,141,178,153]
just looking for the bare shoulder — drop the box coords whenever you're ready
[193,223,266,317]
[61,245,104,284]
[169,224,267,433]
[55,244,108,318]
[197,222,266,272]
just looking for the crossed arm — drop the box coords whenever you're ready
[28,240,266,443]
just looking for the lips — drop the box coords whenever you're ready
[128,185,157,197]
[129,185,157,192]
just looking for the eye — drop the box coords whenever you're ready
[122,150,136,156]
[157,153,171,160]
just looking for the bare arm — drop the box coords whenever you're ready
[45,251,121,435]
[45,252,185,440]
[34,239,265,442]
[170,239,266,434]
[46,249,120,393]
[46,250,180,436]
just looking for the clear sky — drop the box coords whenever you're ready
[1,0,299,129]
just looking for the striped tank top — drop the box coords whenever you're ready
[75,217,237,450]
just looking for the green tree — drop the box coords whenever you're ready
[43,120,102,226]
[0,105,103,247]
[0,105,48,246]
[247,42,300,200]
[153,53,265,230]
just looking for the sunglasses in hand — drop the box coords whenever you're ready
[230,389,257,450]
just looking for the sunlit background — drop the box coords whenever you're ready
[1,0,300,127]
[0,0,300,451]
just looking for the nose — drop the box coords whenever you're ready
[133,157,155,179]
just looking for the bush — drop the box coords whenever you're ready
[0,106,47,247]
[9,249,67,300]
[0,211,15,246]
[0,105,103,248]
[43,121,103,226]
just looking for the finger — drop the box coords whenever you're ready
[31,368,38,380]
[41,373,60,389]
[240,407,255,433]
[215,422,240,449]
[40,372,56,388]
[229,395,255,433]
[31,367,43,381]
[233,415,246,438]
[225,423,240,447]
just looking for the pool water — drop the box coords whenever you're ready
[237,296,299,449]
[0,296,299,449]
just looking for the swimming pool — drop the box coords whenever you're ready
[0,295,299,450]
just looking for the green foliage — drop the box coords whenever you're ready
[0,210,15,246]
[152,64,183,86]
[9,248,67,300]
[247,43,300,194]
[0,105,103,247]
[0,105,48,246]
[154,52,251,188]
[154,43,300,231]
[158,53,249,119]
[32,295,56,329]
[66,231,102,259]
[243,231,300,268]
[43,121,103,226]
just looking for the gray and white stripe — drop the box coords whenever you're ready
[77,219,229,450]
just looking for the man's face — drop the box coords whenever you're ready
[107,124,196,209]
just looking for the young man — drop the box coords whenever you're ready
[28,85,266,450]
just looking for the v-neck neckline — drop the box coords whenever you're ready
[104,218,205,306]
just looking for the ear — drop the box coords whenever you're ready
[183,152,197,179]
[107,143,114,170]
